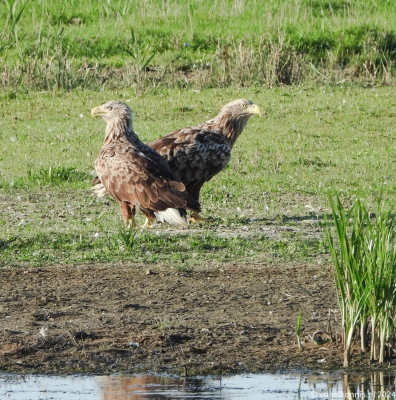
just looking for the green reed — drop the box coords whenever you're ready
[327,194,396,366]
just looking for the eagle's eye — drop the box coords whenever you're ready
[107,106,113,111]
[241,104,246,108]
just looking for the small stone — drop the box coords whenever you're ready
[39,327,48,337]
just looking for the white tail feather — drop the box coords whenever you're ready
[155,209,188,225]
[92,183,108,198]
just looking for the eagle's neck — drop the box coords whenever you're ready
[210,112,251,148]
[104,118,142,146]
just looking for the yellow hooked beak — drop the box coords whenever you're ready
[91,105,106,118]
[246,103,263,117]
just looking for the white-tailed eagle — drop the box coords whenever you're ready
[149,99,262,221]
[92,101,200,227]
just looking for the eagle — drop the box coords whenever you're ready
[92,99,261,224]
[91,101,201,227]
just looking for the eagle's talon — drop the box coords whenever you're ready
[141,216,156,228]
[189,213,209,224]
[126,220,136,229]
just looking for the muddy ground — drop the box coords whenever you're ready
[1,256,385,376]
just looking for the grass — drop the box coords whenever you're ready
[0,222,324,267]
[10,166,91,189]
[1,0,396,91]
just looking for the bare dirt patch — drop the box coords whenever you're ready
[0,260,358,375]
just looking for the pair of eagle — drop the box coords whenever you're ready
[92,99,262,227]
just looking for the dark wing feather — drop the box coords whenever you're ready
[149,126,231,198]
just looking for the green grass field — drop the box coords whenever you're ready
[1,0,396,91]
[1,85,396,267]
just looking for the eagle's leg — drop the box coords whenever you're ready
[187,187,206,223]
[187,189,207,224]
[141,211,156,228]
[189,212,205,223]
[127,207,137,228]
[119,201,136,228]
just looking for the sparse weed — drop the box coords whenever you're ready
[296,313,302,350]
[116,225,143,253]
[157,319,171,331]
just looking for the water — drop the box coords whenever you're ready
[1,371,396,400]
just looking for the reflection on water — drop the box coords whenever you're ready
[96,375,209,399]
[342,372,396,400]
[1,371,396,399]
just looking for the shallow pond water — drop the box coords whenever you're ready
[1,371,396,399]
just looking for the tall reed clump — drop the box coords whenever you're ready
[326,194,396,367]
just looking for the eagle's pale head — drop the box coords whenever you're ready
[91,101,133,124]
[212,99,262,146]
[220,99,262,118]
[92,101,136,143]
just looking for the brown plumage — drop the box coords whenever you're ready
[92,101,200,227]
[148,99,262,220]
[92,99,261,222]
